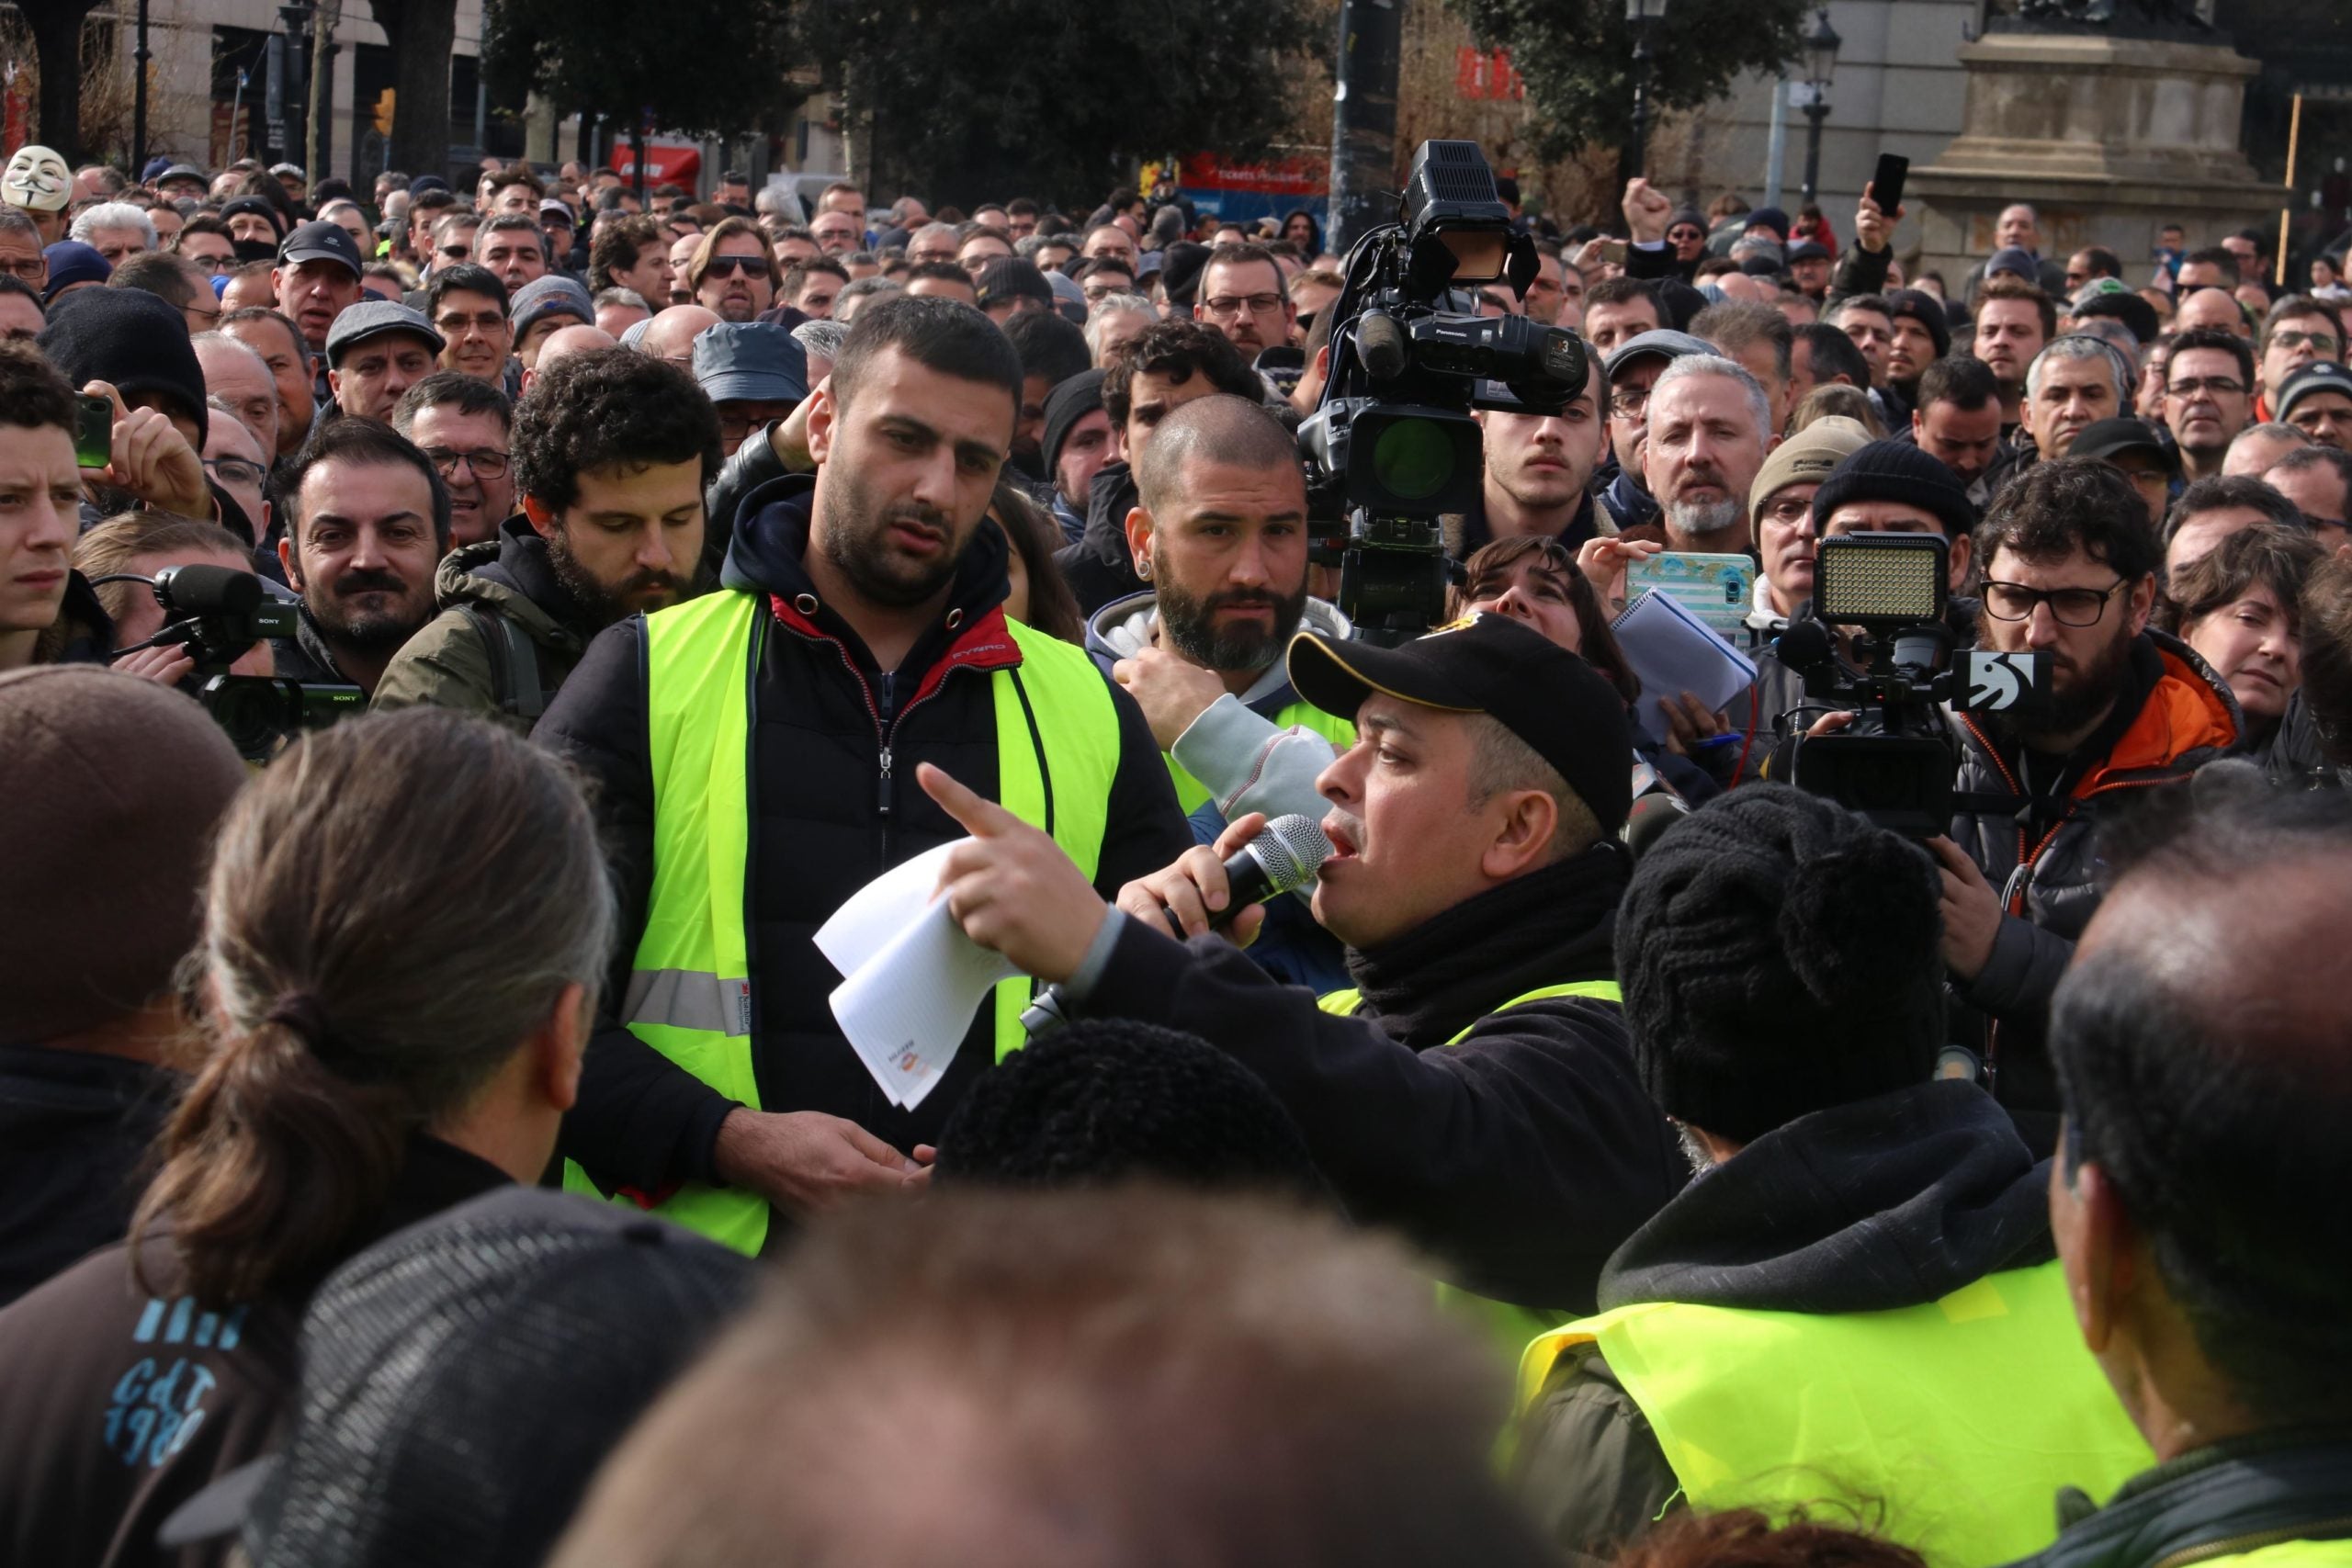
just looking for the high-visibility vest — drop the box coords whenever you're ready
[1317,981,1625,1361]
[561,589,1119,1255]
[1518,1259,2155,1568]
[1167,698,1355,813]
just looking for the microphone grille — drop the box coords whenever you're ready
[1250,814,1333,894]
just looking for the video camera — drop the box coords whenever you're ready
[1301,141,1590,646]
[1777,534,2048,838]
[130,564,363,761]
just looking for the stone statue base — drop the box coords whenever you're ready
[1912,30,2277,304]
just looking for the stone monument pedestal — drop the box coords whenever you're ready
[1913,30,2275,299]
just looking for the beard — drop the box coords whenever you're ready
[548,526,694,632]
[1154,549,1308,673]
[309,569,430,651]
[1982,618,2134,746]
[1665,494,1741,538]
[819,462,967,609]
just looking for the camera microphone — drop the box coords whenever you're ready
[1019,815,1333,1039]
[1354,310,1408,381]
[152,563,267,617]
[1624,794,1691,863]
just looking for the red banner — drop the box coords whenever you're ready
[1455,48,1524,101]
[613,143,703,185]
[1175,152,1328,196]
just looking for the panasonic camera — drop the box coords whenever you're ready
[146,564,364,761]
[1300,140,1591,645]
[1777,534,2048,838]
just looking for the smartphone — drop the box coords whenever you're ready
[73,392,111,470]
[1626,551,1757,641]
[1870,153,1910,218]
[1598,239,1629,266]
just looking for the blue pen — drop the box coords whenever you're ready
[1692,733,1741,751]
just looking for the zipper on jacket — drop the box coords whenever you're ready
[876,746,893,817]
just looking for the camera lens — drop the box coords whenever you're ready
[1371,418,1457,502]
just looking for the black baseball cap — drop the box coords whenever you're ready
[1287,615,1634,835]
[277,219,363,277]
[2072,415,2179,477]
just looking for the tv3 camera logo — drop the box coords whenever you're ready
[1962,652,2038,712]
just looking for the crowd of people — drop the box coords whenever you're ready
[0,137,2346,1568]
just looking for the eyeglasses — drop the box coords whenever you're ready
[2166,377,2246,401]
[421,446,511,479]
[203,457,266,488]
[2269,329,2342,355]
[1081,282,1131,301]
[440,244,471,259]
[1759,494,1814,526]
[1667,228,1704,244]
[706,254,772,279]
[1202,292,1283,318]
[0,257,42,282]
[1980,578,2129,627]
[1608,388,1653,418]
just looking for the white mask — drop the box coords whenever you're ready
[2,145,69,212]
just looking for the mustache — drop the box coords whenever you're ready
[332,569,409,597]
[1201,587,1286,613]
[884,503,952,539]
[615,567,694,599]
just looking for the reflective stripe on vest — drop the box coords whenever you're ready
[1518,1259,2155,1568]
[1167,699,1355,813]
[561,591,1118,1255]
[1316,980,1625,1362]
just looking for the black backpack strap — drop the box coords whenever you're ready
[460,606,545,721]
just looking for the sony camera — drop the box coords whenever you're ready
[1299,140,1591,645]
[1777,534,2048,838]
[148,564,364,761]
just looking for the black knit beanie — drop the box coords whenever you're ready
[1810,438,1973,539]
[1615,784,1947,1144]
[1041,367,1105,475]
[1886,288,1952,360]
[934,1018,1324,1201]
[1159,242,1212,308]
[39,286,209,447]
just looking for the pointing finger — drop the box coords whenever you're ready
[916,761,1020,839]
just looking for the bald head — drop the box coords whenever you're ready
[639,304,720,366]
[1133,393,1304,513]
[2052,786,2352,1430]
[537,322,618,372]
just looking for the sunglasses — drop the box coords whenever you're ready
[706,254,772,279]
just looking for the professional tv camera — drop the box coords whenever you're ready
[1777,534,2048,838]
[1301,140,1590,645]
[105,564,364,761]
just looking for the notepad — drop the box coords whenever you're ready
[814,840,1017,1111]
[1611,582,1758,745]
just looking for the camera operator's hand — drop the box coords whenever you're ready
[1926,836,2003,981]
[1577,536,1660,617]
[81,380,211,521]
[920,762,1109,983]
[710,1107,925,1216]
[1113,643,1227,752]
[1854,188,1900,256]
[1622,178,1674,246]
[112,641,195,687]
[1114,810,1270,949]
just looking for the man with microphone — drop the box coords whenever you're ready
[918,612,1685,1322]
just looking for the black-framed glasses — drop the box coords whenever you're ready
[203,457,266,488]
[421,446,510,479]
[1980,578,2128,627]
[2166,377,2246,402]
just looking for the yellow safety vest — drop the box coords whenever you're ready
[1517,1259,2155,1568]
[2188,1543,2352,1568]
[1317,981,1625,1362]
[562,590,1120,1255]
[1167,698,1355,813]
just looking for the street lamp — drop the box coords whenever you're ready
[1625,0,1668,177]
[1799,7,1842,206]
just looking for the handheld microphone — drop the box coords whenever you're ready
[1623,793,1691,863]
[1020,815,1332,1038]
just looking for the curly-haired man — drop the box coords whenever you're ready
[371,348,723,730]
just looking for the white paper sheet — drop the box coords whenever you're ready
[1611,584,1758,746]
[813,840,1018,1111]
